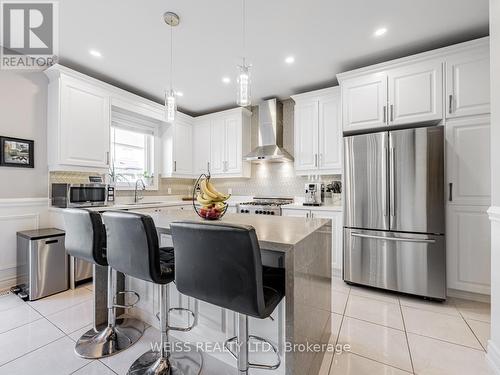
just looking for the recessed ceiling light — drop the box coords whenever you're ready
[89,49,102,58]
[175,91,183,97]
[222,76,231,84]
[285,56,295,64]
[374,27,388,37]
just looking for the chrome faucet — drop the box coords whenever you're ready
[134,179,146,203]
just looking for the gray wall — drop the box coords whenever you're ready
[0,71,48,199]
[491,0,500,207]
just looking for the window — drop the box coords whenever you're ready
[110,110,158,189]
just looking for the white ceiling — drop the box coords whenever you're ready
[58,0,489,115]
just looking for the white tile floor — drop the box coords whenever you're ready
[0,279,495,375]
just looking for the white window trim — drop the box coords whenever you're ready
[110,109,160,191]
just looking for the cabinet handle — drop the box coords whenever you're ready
[449,95,453,114]
[390,105,394,122]
[174,161,177,172]
[106,151,110,165]
[449,183,453,202]
[383,105,387,123]
[310,212,314,219]
[314,154,318,168]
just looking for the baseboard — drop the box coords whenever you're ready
[447,288,491,303]
[488,341,500,375]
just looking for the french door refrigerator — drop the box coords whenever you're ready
[343,125,446,300]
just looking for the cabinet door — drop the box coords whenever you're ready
[388,60,443,126]
[311,210,343,273]
[318,94,342,173]
[172,120,193,175]
[193,120,211,175]
[446,205,491,294]
[224,115,242,174]
[210,118,226,175]
[294,100,318,172]
[446,50,490,118]
[446,116,491,206]
[341,73,388,132]
[60,78,110,168]
[282,209,310,218]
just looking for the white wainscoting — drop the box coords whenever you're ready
[0,198,50,291]
[488,206,500,375]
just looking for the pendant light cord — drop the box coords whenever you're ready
[242,0,246,63]
[170,24,174,92]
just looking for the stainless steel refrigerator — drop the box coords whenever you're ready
[343,125,446,300]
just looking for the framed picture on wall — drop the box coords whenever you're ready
[0,136,34,168]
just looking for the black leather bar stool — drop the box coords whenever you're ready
[170,221,285,375]
[63,208,145,359]
[102,211,202,375]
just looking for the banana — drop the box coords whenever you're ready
[196,193,213,206]
[200,179,218,199]
[206,179,230,201]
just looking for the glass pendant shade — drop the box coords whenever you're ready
[236,63,251,107]
[165,89,177,123]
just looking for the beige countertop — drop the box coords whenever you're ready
[143,210,330,252]
[282,203,343,212]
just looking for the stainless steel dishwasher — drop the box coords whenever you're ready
[16,228,68,300]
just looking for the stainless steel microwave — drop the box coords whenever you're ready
[51,183,108,208]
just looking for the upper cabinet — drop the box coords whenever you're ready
[292,87,342,175]
[194,108,251,178]
[161,114,193,178]
[341,73,388,132]
[46,72,111,171]
[446,47,490,118]
[338,37,489,133]
[387,59,443,126]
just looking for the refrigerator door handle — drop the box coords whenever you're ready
[382,146,389,217]
[351,232,436,244]
[389,147,396,220]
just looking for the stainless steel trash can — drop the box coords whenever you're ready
[16,228,68,301]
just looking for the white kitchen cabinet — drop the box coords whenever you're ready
[193,120,211,175]
[387,59,443,125]
[447,205,491,295]
[161,114,193,178]
[446,116,491,206]
[282,207,343,272]
[46,74,111,171]
[196,107,251,178]
[446,48,490,118]
[341,73,388,132]
[292,87,342,175]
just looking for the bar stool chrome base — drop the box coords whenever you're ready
[75,317,146,359]
[127,346,202,375]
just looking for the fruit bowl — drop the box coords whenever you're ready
[192,174,230,221]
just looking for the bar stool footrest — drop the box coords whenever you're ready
[168,307,196,331]
[224,335,281,370]
[113,290,140,309]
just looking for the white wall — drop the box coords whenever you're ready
[488,0,500,372]
[0,71,48,199]
[0,71,50,290]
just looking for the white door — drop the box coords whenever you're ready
[446,205,491,294]
[310,210,343,273]
[172,120,193,176]
[224,115,242,174]
[294,100,318,172]
[318,93,342,173]
[446,116,491,206]
[60,78,110,168]
[281,209,310,218]
[193,120,211,175]
[341,73,388,132]
[387,60,443,126]
[446,50,490,118]
[210,118,226,175]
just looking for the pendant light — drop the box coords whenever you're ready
[236,0,251,107]
[164,11,180,122]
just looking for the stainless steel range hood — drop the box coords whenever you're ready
[244,98,294,162]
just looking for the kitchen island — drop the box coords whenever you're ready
[96,210,332,375]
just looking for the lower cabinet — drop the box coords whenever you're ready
[282,208,343,273]
[446,204,491,295]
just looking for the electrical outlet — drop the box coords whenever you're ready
[167,188,172,194]
[228,188,232,195]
